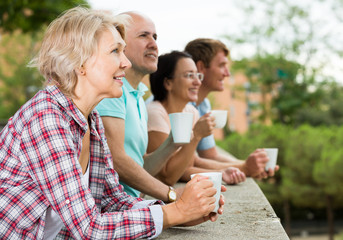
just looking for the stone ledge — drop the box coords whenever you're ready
[157,178,289,239]
[153,147,289,239]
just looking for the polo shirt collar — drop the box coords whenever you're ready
[123,78,148,99]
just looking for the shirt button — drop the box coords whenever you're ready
[66,199,70,204]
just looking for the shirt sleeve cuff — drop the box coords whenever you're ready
[132,200,164,239]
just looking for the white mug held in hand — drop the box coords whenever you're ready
[264,148,278,171]
[190,172,222,213]
[210,110,228,128]
[169,112,194,144]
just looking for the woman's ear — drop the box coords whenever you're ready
[75,66,86,76]
[163,77,173,91]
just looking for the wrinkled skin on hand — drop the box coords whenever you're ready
[177,175,226,226]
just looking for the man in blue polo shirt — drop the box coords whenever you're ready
[185,38,279,178]
[96,12,180,201]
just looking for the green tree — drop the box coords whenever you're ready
[218,124,343,236]
[226,0,343,125]
[0,0,89,120]
[313,127,343,240]
[280,125,330,236]
[226,0,342,78]
[0,31,44,119]
[295,82,343,126]
[0,0,89,33]
[232,55,323,125]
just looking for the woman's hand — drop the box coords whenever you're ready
[222,167,246,185]
[174,175,216,223]
[193,112,215,140]
[180,185,227,226]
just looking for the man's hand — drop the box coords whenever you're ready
[256,165,280,179]
[243,149,269,177]
[243,149,281,179]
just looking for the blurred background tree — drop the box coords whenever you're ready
[0,0,89,34]
[0,0,89,120]
[218,0,343,238]
[225,0,343,126]
[218,125,343,239]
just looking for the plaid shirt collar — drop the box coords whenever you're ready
[46,85,98,132]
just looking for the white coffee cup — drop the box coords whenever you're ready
[190,172,222,213]
[169,112,193,144]
[264,148,278,171]
[210,110,228,128]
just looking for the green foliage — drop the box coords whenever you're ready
[232,55,321,125]
[0,31,44,119]
[227,0,342,72]
[281,125,326,208]
[0,0,89,33]
[217,124,289,205]
[226,0,343,127]
[0,0,89,120]
[218,124,343,211]
[295,82,343,126]
[314,127,343,205]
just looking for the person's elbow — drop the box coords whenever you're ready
[157,169,179,186]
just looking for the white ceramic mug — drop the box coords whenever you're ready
[169,112,193,143]
[210,110,228,128]
[264,148,278,171]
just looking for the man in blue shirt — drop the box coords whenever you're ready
[185,38,279,178]
[96,12,180,201]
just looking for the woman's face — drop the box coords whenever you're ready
[167,57,201,103]
[83,29,131,100]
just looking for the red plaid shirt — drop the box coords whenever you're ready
[0,85,163,239]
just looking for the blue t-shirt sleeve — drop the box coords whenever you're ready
[195,98,216,150]
[197,134,216,151]
[96,95,126,120]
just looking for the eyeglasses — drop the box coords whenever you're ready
[183,72,204,81]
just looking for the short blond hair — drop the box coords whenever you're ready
[30,6,128,97]
[185,38,229,68]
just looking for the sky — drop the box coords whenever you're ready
[89,0,343,82]
[88,0,239,55]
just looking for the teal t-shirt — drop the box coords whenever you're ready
[96,78,148,197]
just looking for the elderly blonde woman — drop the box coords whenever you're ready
[0,7,225,239]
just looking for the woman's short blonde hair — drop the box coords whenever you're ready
[30,6,128,97]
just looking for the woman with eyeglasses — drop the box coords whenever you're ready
[146,51,246,186]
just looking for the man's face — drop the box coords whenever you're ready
[124,14,158,76]
[201,51,230,92]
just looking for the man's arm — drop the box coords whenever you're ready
[143,131,180,176]
[198,146,244,163]
[180,156,246,184]
[145,130,201,186]
[101,116,171,202]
